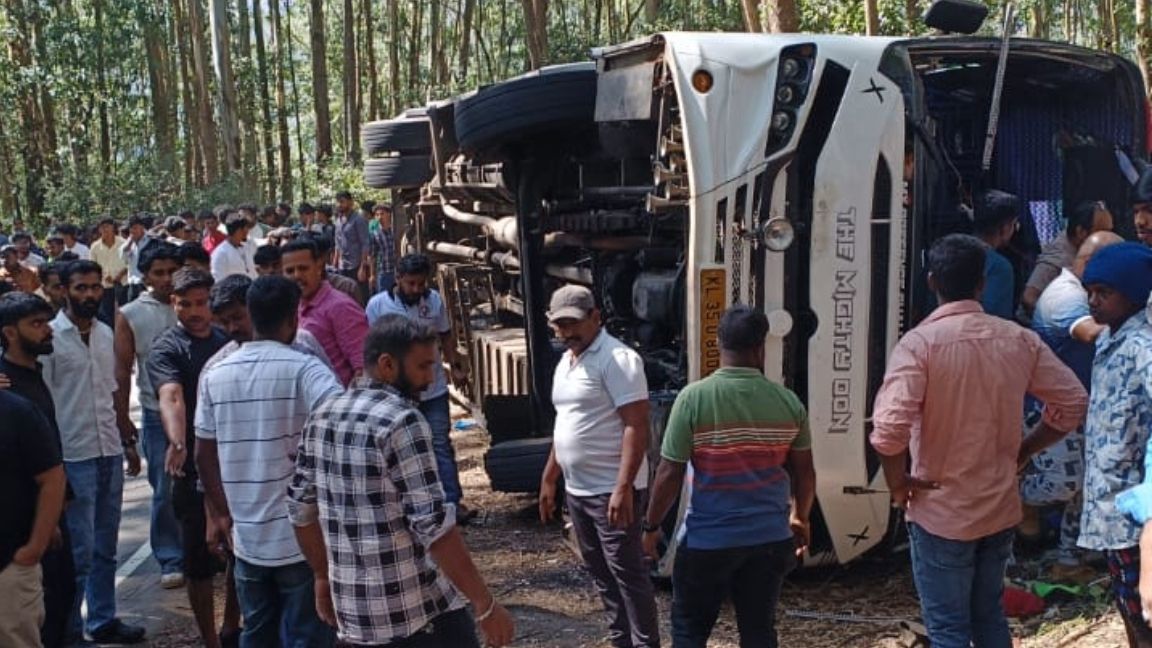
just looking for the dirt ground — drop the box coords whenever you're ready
[146,422,1129,647]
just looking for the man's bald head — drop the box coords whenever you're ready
[1073,231,1125,278]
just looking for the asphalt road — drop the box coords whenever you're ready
[94,378,191,644]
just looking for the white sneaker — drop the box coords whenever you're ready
[160,572,185,589]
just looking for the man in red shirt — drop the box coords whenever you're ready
[199,209,227,255]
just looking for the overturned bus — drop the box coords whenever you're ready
[362,1,1147,573]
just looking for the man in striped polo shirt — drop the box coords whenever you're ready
[642,305,816,648]
[195,275,344,647]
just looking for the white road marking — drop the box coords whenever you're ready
[116,541,154,587]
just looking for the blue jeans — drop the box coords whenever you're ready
[140,408,183,575]
[908,523,1014,648]
[233,558,335,648]
[419,395,461,504]
[64,455,124,636]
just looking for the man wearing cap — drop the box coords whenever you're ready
[90,217,127,326]
[209,212,257,280]
[0,245,40,294]
[538,284,659,648]
[1070,243,1152,647]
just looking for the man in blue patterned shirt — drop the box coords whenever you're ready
[368,203,396,294]
[1077,243,1152,647]
[288,315,514,647]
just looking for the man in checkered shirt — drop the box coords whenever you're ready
[288,314,514,647]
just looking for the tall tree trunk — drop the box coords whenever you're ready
[1138,0,1152,99]
[253,0,277,200]
[1029,1,1048,39]
[520,0,549,69]
[188,0,221,184]
[210,0,242,174]
[1096,0,1113,50]
[407,0,423,100]
[94,0,112,175]
[286,0,310,192]
[172,0,201,188]
[29,2,59,179]
[865,0,880,35]
[363,0,382,119]
[765,0,800,33]
[50,0,89,177]
[388,0,401,114]
[271,0,293,201]
[343,0,361,162]
[4,0,47,214]
[906,0,920,31]
[739,0,762,31]
[309,0,333,163]
[429,0,442,87]
[459,0,476,81]
[0,115,19,218]
[1110,0,1120,53]
[236,0,260,188]
[142,2,177,176]
[645,0,659,23]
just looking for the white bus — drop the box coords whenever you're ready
[363,0,1147,572]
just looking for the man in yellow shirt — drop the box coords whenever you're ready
[90,217,127,326]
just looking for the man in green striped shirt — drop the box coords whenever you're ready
[642,305,815,648]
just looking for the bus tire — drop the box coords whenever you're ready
[361,118,432,156]
[484,437,554,493]
[454,63,597,153]
[364,155,433,189]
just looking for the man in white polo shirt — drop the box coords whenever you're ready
[195,275,342,647]
[538,284,659,648]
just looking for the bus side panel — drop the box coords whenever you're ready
[807,49,903,564]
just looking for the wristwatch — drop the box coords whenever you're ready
[121,437,138,449]
[642,521,661,533]
[173,442,186,452]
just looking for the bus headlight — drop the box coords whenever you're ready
[760,218,796,252]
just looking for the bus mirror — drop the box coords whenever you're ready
[760,218,796,252]
[923,0,988,35]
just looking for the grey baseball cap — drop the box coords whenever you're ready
[547,285,595,322]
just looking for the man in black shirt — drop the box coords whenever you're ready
[0,292,77,648]
[0,390,66,647]
[146,268,237,648]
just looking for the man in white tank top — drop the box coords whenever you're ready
[113,242,184,587]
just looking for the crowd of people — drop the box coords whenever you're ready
[0,194,504,648]
[7,173,1152,648]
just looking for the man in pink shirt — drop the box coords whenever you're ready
[281,238,368,385]
[871,234,1088,648]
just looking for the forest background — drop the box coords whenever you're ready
[0,0,1146,229]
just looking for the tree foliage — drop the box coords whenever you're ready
[0,0,1149,230]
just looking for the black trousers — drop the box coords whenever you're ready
[671,538,796,648]
[335,608,480,648]
[41,520,76,648]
